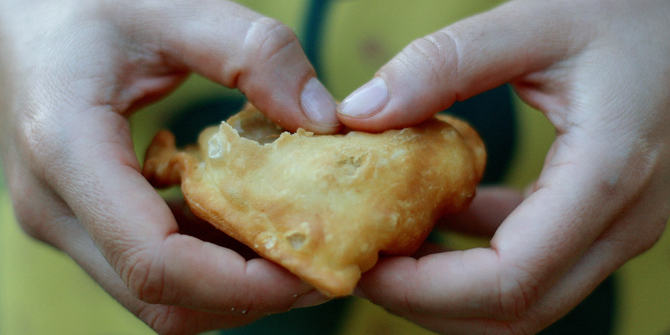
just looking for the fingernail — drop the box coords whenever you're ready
[300,77,339,129]
[290,290,330,309]
[338,77,389,118]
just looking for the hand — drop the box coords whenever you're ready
[340,0,670,333]
[0,0,338,333]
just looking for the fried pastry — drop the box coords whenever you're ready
[143,104,486,297]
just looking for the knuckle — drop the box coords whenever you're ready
[403,30,458,85]
[123,249,167,304]
[6,174,48,242]
[11,203,73,248]
[399,287,421,315]
[15,113,67,180]
[409,37,446,73]
[4,149,74,247]
[246,17,300,64]
[495,268,540,320]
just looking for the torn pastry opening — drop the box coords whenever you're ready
[226,104,284,144]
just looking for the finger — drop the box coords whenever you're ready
[376,235,630,335]
[411,242,450,258]
[401,163,669,335]
[61,208,329,333]
[359,130,658,319]
[3,166,272,332]
[517,166,669,331]
[113,0,339,133]
[45,110,313,313]
[1,135,79,246]
[4,160,75,247]
[438,187,522,237]
[337,0,592,131]
[48,209,307,333]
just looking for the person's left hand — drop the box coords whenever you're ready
[0,1,337,333]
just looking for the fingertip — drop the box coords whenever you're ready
[336,76,399,132]
[245,76,341,134]
[299,77,341,134]
[337,75,437,132]
[289,290,331,309]
[338,77,389,120]
[158,234,311,312]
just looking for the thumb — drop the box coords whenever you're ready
[337,0,589,131]
[117,0,339,133]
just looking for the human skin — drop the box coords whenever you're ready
[338,0,670,333]
[0,0,339,334]
[2,0,670,334]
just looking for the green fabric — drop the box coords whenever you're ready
[0,163,4,190]
[221,298,351,335]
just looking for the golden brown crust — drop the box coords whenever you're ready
[142,105,486,297]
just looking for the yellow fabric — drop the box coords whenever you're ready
[0,193,154,334]
[1,1,670,334]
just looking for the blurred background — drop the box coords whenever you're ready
[2,0,669,334]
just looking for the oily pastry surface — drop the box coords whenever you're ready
[143,104,486,297]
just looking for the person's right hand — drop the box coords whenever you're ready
[340,0,670,333]
[0,1,338,333]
